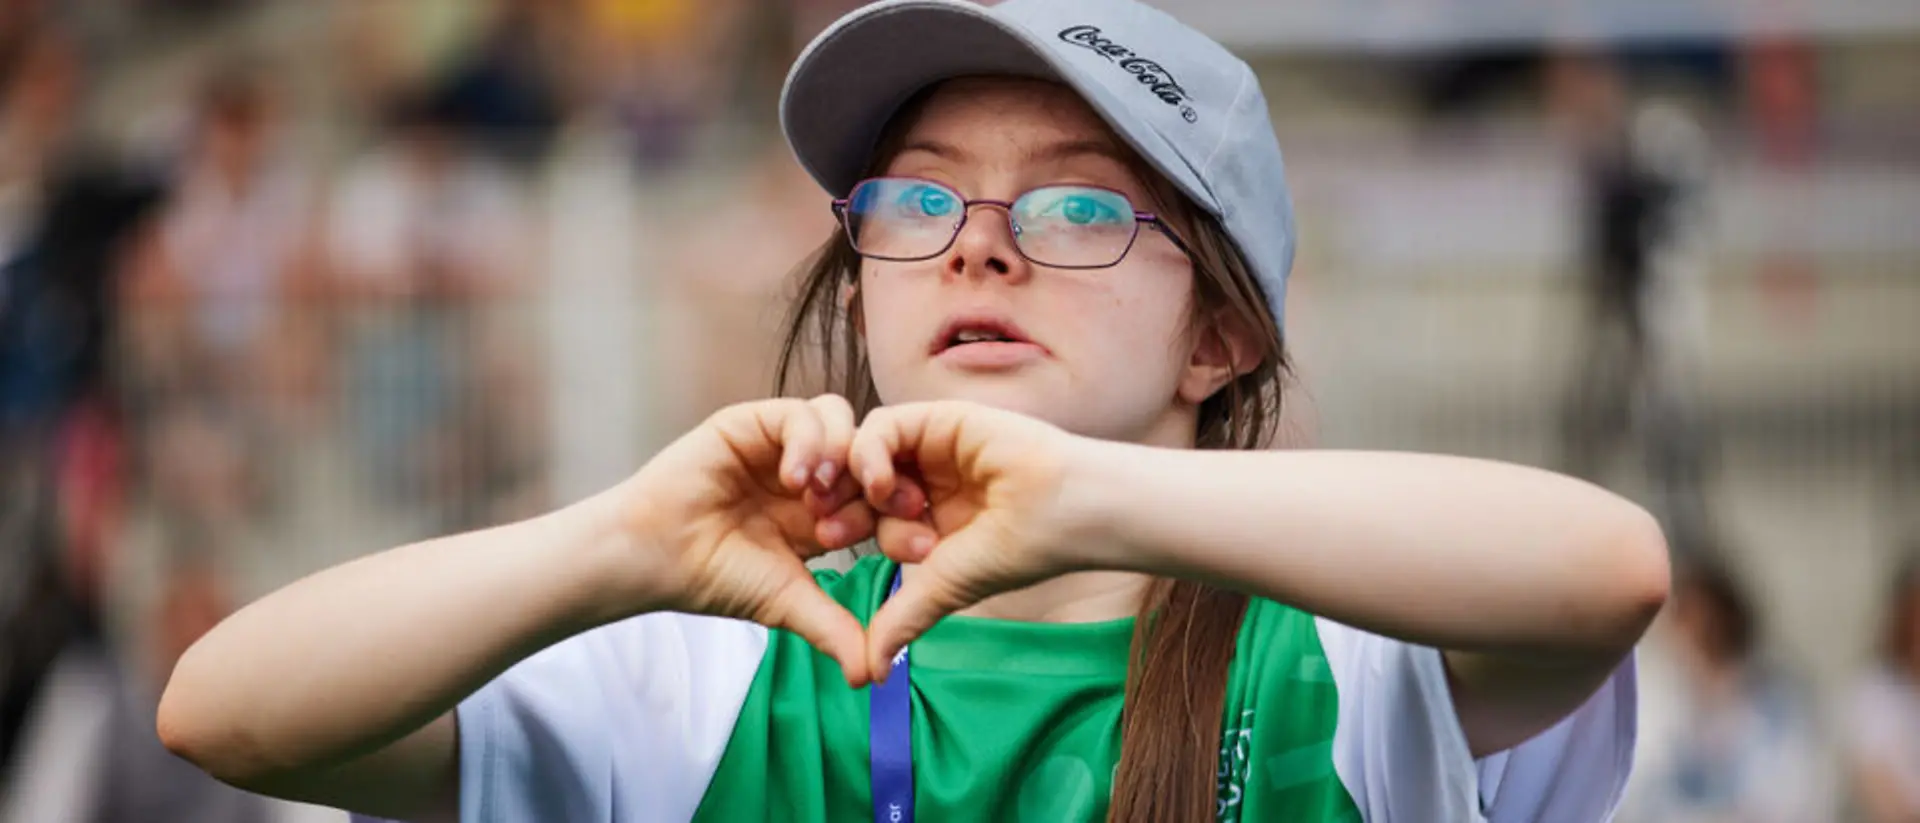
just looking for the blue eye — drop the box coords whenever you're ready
[915,186,957,217]
[1020,187,1131,227]
[1059,195,1119,225]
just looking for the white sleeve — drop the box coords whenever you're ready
[1318,617,1639,823]
[453,612,768,823]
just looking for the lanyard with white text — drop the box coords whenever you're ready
[870,567,913,823]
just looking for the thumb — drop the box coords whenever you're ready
[767,576,873,688]
[867,558,976,682]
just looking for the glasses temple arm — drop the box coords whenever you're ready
[1138,213,1196,259]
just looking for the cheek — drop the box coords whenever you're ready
[857,269,932,362]
[1092,271,1195,360]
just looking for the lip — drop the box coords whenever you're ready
[930,314,1044,354]
[930,313,1049,370]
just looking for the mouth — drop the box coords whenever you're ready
[931,315,1043,355]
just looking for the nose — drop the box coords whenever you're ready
[944,202,1029,282]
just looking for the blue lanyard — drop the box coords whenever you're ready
[870,568,913,823]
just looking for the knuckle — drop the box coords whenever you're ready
[811,392,855,417]
[781,402,822,434]
[706,399,758,426]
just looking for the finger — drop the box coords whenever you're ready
[704,399,806,472]
[768,575,873,688]
[866,556,978,682]
[814,498,877,550]
[847,406,901,505]
[874,516,938,564]
[758,502,838,560]
[879,471,927,520]
[803,471,864,518]
[775,401,826,493]
[807,394,857,491]
[814,471,920,524]
[849,402,966,503]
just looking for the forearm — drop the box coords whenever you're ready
[1074,445,1670,656]
[159,490,645,784]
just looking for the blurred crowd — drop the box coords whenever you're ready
[0,1,846,819]
[0,0,1915,821]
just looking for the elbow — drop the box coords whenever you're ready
[1602,506,1671,651]
[156,682,233,781]
[155,689,210,768]
[156,666,277,789]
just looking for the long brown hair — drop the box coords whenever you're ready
[773,82,1291,822]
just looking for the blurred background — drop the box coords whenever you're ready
[0,0,1914,821]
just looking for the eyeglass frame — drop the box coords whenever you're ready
[829,176,1195,270]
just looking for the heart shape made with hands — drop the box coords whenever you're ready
[703,398,1088,689]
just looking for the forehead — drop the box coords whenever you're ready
[898,77,1126,161]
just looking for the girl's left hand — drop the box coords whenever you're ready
[846,400,1104,678]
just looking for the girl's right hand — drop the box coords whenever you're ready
[604,394,923,687]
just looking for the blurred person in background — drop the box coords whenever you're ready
[0,19,163,779]
[323,90,532,530]
[1621,555,1832,822]
[1550,48,1716,560]
[1847,556,1920,823]
[0,15,72,268]
[420,0,568,169]
[118,61,321,433]
[581,0,749,172]
[2,537,286,823]
[116,399,270,571]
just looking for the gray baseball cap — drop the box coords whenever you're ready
[779,0,1297,336]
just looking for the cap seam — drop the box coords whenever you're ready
[1199,66,1252,219]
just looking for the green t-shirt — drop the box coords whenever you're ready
[447,555,1637,823]
[691,556,1358,822]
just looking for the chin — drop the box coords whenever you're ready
[887,374,1139,441]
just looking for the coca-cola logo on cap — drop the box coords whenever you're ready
[1056,25,1198,123]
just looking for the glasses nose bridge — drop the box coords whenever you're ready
[956,197,1017,231]
[939,197,1026,276]
[949,196,1023,246]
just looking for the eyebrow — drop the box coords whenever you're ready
[896,138,1133,168]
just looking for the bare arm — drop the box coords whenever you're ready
[160,397,879,819]
[1076,446,1670,757]
[158,492,640,820]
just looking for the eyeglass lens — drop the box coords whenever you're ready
[842,178,1140,268]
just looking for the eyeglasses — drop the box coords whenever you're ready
[831,177,1192,269]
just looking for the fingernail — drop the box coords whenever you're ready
[815,461,837,487]
[789,465,810,488]
[819,520,845,546]
[911,534,935,555]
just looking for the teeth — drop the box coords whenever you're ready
[954,329,1006,344]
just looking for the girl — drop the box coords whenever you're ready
[159,1,1668,821]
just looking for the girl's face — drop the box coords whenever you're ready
[858,77,1237,446]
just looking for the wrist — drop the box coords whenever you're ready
[551,484,677,627]
[1053,436,1154,573]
